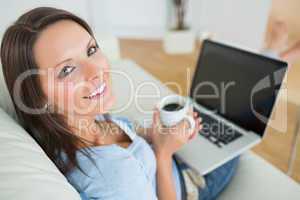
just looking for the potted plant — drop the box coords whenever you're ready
[163,0,195,54]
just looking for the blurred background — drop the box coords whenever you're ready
[0,0,299,183]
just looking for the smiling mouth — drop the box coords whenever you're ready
[83,82,107,99]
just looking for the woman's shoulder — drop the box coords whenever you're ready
[68,150,157,200]
[68,147,150,189]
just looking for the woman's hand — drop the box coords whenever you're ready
[150,106,202,158]
[135,126,153,143]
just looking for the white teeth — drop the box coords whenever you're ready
[88,82,106,98]
[98,82,106,94]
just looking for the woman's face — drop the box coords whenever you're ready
[34,20,115,118]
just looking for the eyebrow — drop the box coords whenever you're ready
[54,37,95,69]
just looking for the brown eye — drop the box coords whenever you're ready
[87,45,98,56]
[58,65,76,78]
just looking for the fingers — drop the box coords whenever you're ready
[152,107,162,132]
[152,107,167,138]
[189,117,203,140]
[193,113,197,118]
[189,110,202,132]
[179,112,202,131]
[188,120,198,140]
[189,129,198,140]
[195,117,203,133]
[188,106,194,116]
[193,111,198,118]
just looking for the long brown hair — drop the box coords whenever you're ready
[0,7,96,175]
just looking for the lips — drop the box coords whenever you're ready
[83,82,107,99]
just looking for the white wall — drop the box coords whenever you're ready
[89,0,168,38]
[0,0,272,50]
[90,0,271,37]
[196,0,272,51]
[0,0,91,38]
[90,0,272,50]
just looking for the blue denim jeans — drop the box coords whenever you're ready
[80,192,88,200]
[198,156,240,200]
[175,155,240,200]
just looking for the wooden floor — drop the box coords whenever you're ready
[120,38,300,183]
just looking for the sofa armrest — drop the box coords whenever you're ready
[219,151,300,199]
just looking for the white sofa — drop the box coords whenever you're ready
[1,58,300,200]
[1,1,300,200]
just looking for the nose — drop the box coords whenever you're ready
[81,60,101,82]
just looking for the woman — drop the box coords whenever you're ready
[0,7,239,200]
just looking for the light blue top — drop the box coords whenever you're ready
[65,114,182,200]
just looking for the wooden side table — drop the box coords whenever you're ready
[280,89,300,176]
[288,105,300,176]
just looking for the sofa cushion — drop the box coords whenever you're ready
[0,107,81,200]
[219,151,300,199]
[109,59,173,125]
[0,61,16,119]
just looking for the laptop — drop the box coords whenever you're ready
[175,39,288,175]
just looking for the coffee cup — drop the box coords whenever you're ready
[157,95,195,130]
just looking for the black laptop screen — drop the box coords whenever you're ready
[190,40,288,136]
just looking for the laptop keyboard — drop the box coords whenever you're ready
[195,110,243,148]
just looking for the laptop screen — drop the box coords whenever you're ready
[190,40,288,136]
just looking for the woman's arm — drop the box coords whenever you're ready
[156,152,177,200]
[150,107,202,200]
[135,126,153,143]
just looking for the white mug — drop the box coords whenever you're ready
[157,95,195,131]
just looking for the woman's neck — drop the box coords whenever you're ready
[66,113,104,145]
[67,113,128,147]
